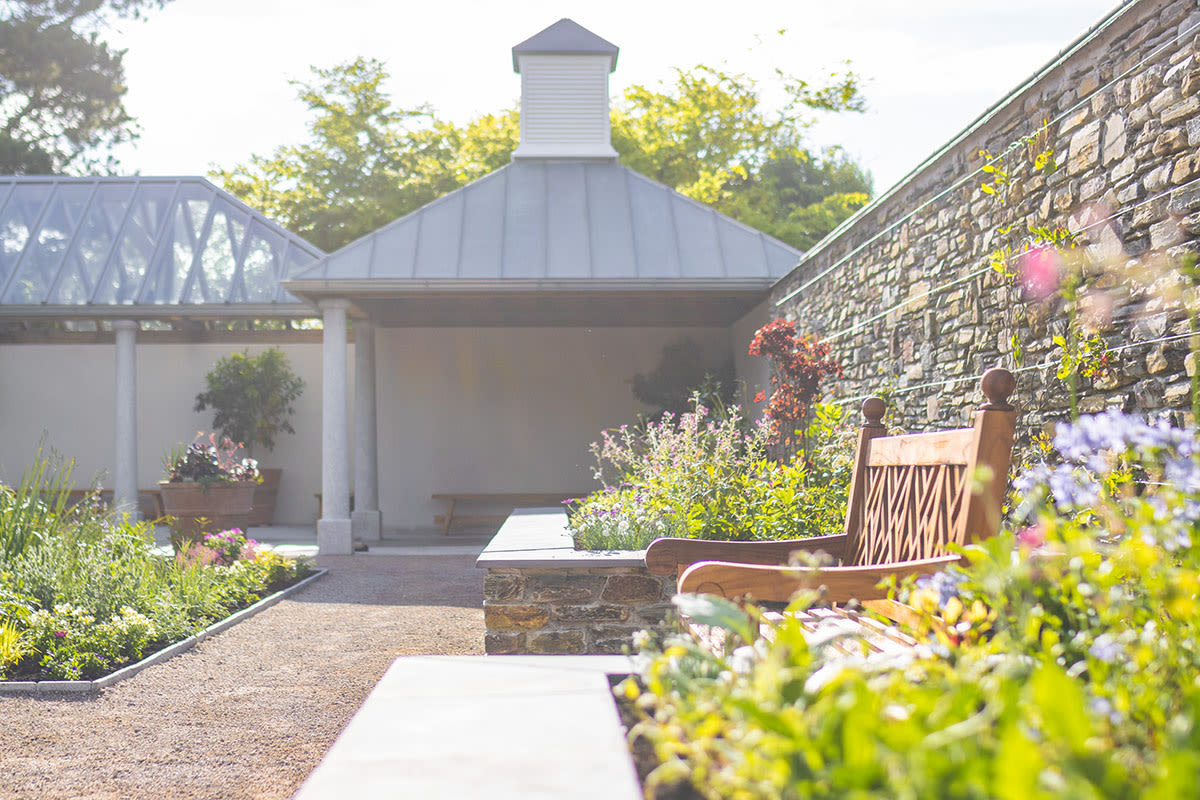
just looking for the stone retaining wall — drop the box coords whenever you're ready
[476,509,676,655]
[774,0,1200,436]
[482,567,675,655]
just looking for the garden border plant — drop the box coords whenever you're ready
[567,322,851,552]
[0,452,315,687]
[617,407,1200,799]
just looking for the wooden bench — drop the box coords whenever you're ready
[645,367,1016,633]
[432,492,583,536]
[65,488,165,519]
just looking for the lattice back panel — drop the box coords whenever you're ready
[846,463,968,567]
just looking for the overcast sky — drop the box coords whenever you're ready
[106,0,1121,195]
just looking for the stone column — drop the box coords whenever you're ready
[113,320,139,519]
[352,319,382,541]
[318,298,353,554]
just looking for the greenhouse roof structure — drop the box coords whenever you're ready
[0,176,324,319]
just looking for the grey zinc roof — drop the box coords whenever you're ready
[511,18,619,71]
[0,175,323,316]
[286,160,802,290]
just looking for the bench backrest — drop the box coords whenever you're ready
[842,368,1016,567]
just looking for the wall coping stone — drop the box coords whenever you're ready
[475,507,645,569]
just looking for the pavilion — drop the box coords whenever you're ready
[0,20,801,553]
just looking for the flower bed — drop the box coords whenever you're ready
[0,453,312,684]
[568,395,853,551]
[619,410,1200,798]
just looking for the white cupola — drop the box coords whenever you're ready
[511,19,619,161]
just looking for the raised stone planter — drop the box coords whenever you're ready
[475,508,676,655]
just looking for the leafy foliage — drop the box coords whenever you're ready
[622,411,1200,798]
[569,399,852,550]
[0,452,310,681]
[162,432,259,486]
[0,0,170,173]
[748,318,842,449]
[193,347,305,456]
[216,59,871,252]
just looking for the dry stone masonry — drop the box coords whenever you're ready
[483,568,675,655]
[774,0,1200,437]
[476,509,678,655]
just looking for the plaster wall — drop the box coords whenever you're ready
[731,299,772,408]
[0,342,349,526]
[374,326,729,530]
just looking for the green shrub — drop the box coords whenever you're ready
[623,410,1200,798]
[570,400,852,550]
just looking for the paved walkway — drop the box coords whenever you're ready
[0,553,485,800]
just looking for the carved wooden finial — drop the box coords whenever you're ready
[861,397,886,428]
[980,367,1015,410]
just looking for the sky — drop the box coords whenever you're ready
[106,0,1122,197]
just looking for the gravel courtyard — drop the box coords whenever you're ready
[0,554,485,800]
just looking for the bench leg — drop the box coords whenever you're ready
[441,498,456,537]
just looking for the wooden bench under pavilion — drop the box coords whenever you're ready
[433,492,582,536]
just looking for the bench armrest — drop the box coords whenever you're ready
[644,534,848,576]
[677,554,960,603]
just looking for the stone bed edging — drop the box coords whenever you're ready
[475,508,676,654]
[0,567,328,695]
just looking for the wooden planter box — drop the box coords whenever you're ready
[246,467,283,526]
[158,481,256,550]
[475,508,676,655]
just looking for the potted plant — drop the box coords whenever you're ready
[159,433,260,551]
[193,347,305,526]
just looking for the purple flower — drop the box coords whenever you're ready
[1089,633,1121,664]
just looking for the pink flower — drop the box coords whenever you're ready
[1016,524,1046,550]
[1020,246,1061,301]
[54,631,67,638]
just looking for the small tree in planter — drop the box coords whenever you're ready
[194,347,305,525]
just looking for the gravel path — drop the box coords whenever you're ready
[0,554,485,800]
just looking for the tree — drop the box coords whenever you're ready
[194,347,305,457]
[611,66,871,250]
[0,0,169,174]
[216,58,871,252]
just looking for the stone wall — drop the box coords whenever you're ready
[774,0,1200,437]
[482,567,676,655]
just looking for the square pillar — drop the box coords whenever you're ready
[318,299,353,554]
[352,319,382,541]
[113,320,139,519]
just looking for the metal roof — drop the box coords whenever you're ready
[285,160,802,296]
[512,18,619,71]
[0,176,323,317]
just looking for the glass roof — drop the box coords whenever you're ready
[0,176,323,314]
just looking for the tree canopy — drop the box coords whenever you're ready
[215,57,871,253]
[0,0,168,174]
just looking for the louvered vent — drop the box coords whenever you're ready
[511,20,619,161]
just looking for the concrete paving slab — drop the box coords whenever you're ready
[294,655,640,800]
